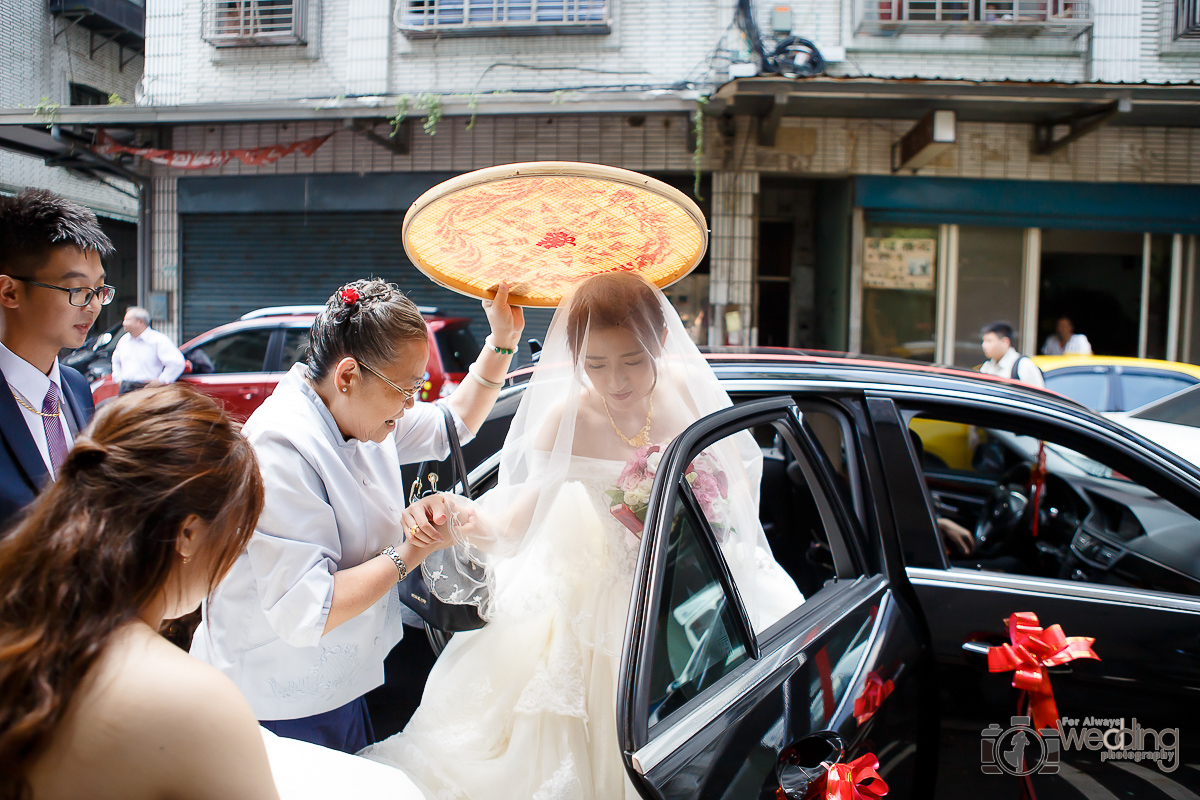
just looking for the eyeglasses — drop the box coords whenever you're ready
[358,361,425,402]
[10,277,116,307]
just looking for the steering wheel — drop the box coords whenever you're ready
[974,464,1034,553]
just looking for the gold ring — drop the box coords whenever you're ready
[409,524,420,537]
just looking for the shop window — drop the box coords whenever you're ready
[861,223,938,362]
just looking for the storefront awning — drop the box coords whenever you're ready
[710,76,1200,129]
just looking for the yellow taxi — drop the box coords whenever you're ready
[1032,355,1200,413]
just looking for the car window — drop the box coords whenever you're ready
[1045,369,1109,410]
[1119,371,1197,412]
[278,327,311,372]
[644,412,860,732]
[185,329,272,375]
[647,496,754,728]
[1131,385,1200,428]
[436,325,481,374]
[907,409,1200,597]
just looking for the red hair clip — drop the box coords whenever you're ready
[341,286,361,305]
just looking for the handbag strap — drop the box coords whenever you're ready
[440,402,472,499]
[409,403,472,504]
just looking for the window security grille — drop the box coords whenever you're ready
[204,0,304,46]
[1178,0,1200,39]
[399,0,607,36]
[865,0,1090,24]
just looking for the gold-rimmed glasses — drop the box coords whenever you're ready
[358,361,424,402]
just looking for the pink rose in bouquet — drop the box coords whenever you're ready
[606,445,730,542]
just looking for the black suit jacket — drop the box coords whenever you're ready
[0,364,95,533]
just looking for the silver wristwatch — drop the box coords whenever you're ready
[380,545,408,581]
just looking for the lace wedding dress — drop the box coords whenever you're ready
[362,456,642,800]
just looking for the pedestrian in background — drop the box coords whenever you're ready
[0,188,112,531]
[111,306,186,394]
[980,321,1045,388]
[1042,314,1093,356]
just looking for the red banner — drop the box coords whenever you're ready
[94,129,333,170]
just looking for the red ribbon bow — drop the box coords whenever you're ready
[987,612,1099,732]
[341,286,361,305]
[823,754,889,800]
[852,673,895,725]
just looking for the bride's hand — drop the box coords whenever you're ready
[483,281,525,349]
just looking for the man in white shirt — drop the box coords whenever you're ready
[111,306,186,394]
[0,189,114,529]
[1042,314,1093,356]
[979,320,1045,388]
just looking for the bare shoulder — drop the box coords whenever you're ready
[534,401,567,451]
[47,626,279,799]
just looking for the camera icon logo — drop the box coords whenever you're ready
[981,716,1060,776]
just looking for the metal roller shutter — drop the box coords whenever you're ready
[181,212,553,362]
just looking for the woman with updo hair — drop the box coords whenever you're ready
[191,277,523,754]
[0,385,274,800]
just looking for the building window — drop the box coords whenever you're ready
[1178,0,1200,38]
[203,0,305,47]
[69,83,109,106]
[398,0,608,38]
[859,0,1092,34]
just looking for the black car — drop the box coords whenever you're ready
[382,350,1200,799]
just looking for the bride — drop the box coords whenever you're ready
[364,272,803,799]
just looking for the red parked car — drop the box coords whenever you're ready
[91,305,480,421]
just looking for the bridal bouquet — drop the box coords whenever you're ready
[606,444,730,541]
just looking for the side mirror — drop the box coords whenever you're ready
[528,338,543,363]
[183,359,193,375]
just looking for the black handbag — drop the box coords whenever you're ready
[397,403,488,639]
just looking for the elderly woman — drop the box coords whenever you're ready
[191,278,523,754]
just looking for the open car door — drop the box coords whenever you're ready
[617,397,931,799]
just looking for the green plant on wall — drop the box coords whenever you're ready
[692,96,708,201]
[389,93,455,138]
[34,96,61,129]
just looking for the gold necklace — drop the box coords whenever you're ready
[602,395,653,448]
[10,388,60,418]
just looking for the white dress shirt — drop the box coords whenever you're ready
[192,363,473,720]
[0,342,75,474]
[980,346,1045,388]
[111,326,186,384]
[1042,333,1093,356]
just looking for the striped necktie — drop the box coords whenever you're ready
[43,382,69,477]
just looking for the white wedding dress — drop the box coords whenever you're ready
[362,456,642,799]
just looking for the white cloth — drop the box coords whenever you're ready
[1042,333,1092,356]
[260,727,426,799]
[981,346,1045,388]
[191,363,473,720]
[110,326,185,384]
[0,342,74,474]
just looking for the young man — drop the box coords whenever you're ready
[0,189,114,530]
[111,305,185,394]
[980,321,1045,388]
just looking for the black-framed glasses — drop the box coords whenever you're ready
[10,277,116,307]
[358,361,424,402]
